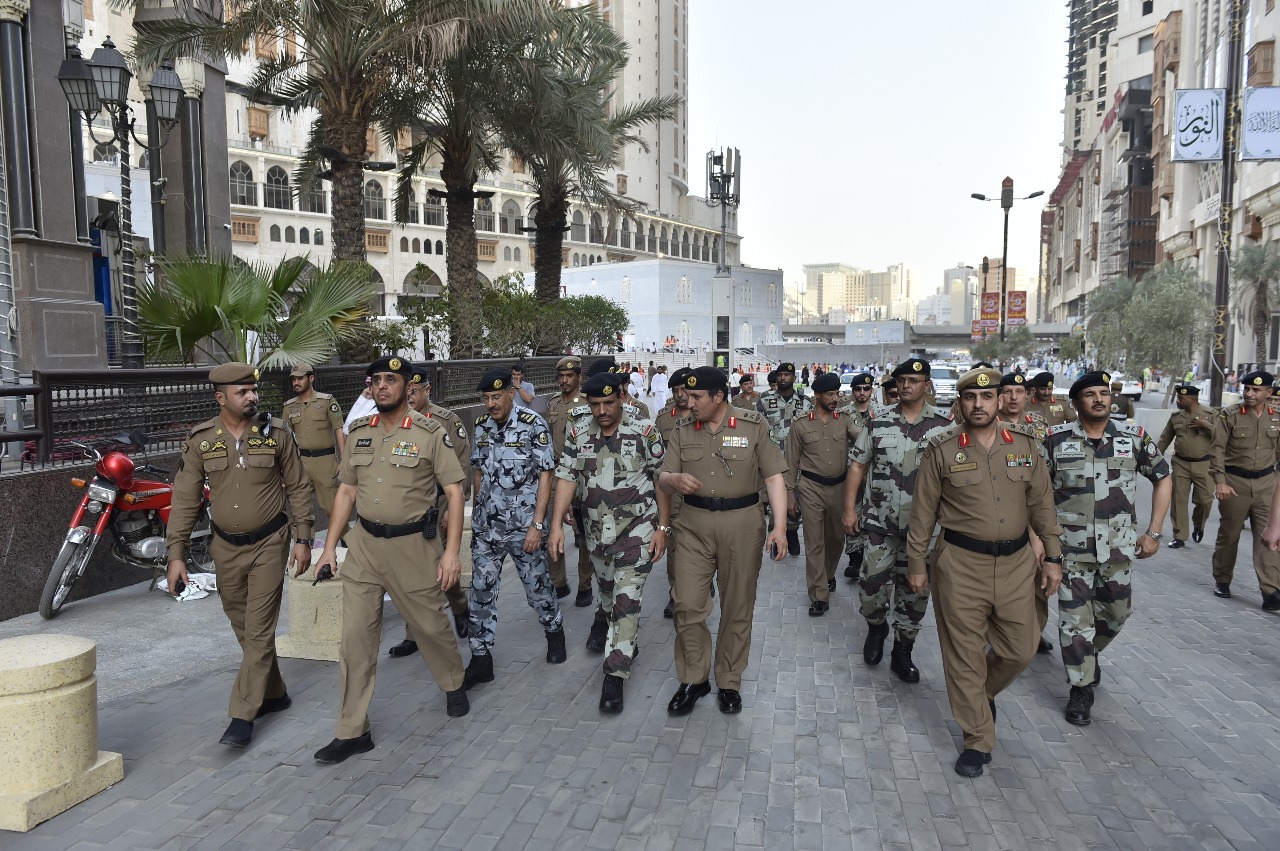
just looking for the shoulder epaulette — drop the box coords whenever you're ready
[926,423,964,448]
[735,409,763,423]
[408,410,441,431]
[474,413,491,426]
[283,395,300,407]
[1116,420,1143,436]
[1047,422,1075,437]
[1005,421,1038,439]
[1222,404,1242,417]
[266,415,286,430]
[188,416,221,436]
[313,391,334,400]
[518,411,538,425]
[676,415,695,427]
[349,414,376,431]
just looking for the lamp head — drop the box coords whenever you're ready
[88,37,132,108]
[58,45,100,116]
[147,61,183,127]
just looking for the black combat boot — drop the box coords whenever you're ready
[600,675,624,714]
[863,621,891,666]
[586,618,609,653]
[546,628,567,663]
[786,528,801,557]
[889,638,920,683]
[844,550,863,581]
[1064,685,1094,725]
[462,653,494,690]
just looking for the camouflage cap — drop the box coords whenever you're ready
[209,362,259,385]
[957,367,1002,393]
[367,356,413,379]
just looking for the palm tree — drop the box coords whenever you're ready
[1084,276,1137,368]
[131,0,475,263]
[138,253,374,367]
[1230,242,1280,364]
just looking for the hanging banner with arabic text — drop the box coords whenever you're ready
[1242,87,1280,160]
[971,320,984,342]
[1007,291,1027,326]
[979,292,1000,329]
[1172,89,1225,162]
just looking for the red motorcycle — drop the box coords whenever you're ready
[39,430,213,619]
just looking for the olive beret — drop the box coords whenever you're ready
[957,368,1002,393]
[210,362,259,385]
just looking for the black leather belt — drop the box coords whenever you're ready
[212,512,288,546]
[359,515,426,538]
[683,493,760,511]
[801,469,847,486]
[943,528,1030,557]
[1225,465,1274,479]
[297,446,336,457]
[1175,453,1211,463]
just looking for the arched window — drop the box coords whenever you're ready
[597,255,603,264]
[588,255,595,266]
[423,240,432,255]
[589,212,604,243]
[573,253,580,267]
[314,229,325,245]
[571,210,586,242]
[475,197,495,232]
[647,224,657,253]
[412,238,420,253]
[269,224,281,242]
[620,218,632,249]
[138,150,149,169]
[285,226,296,243]
[406,188,419,224]
[513,247,521,263]
[265,166,291,209]
[299,228,310,245]
[400,237,409,252]
[500,200,522,234]
[229,160,256,206]
[503,246,512,261]
[92,142,119,164]
[768,282,778,307]
[681,231,690,258]
[425,195,444,226]
[659,227,669,255]
[363,180,386,220]
[434,240,443,254]
[702,235,711,262]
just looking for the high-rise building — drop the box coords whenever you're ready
[794,262,911,322]
[1065,1,1120,153]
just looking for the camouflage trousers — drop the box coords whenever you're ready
[860,528,930,641]
[587,530,654,679]
[468,534,564,655]
[1057,556,1132,687]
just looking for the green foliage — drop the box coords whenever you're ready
[1230,242,1280,363]
[138,254,374,367]
[1085,263,1210,371]
[1058,333,1085,362]
[970,326,1038,363]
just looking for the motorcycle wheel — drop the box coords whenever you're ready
[39,536,95,619]
[187,509,216,574]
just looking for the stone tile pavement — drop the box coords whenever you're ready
[4,504,1280,850]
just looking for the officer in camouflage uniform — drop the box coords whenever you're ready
[1044,371,1171,726]
[757,361,812,555]
[464,368,566,690]
[839,372,876,581]
[842,357,951,684]
[656,367,693,619]
[544,355,591,601]
[1156,384,1215,550]
[549,372,672,713]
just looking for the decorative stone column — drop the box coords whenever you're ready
[0,0,34,236]
[175,58,206,254]
[277,548,348,662]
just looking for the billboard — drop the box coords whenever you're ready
[1242,87,1280,160]
[844,320,906,346]
[971,320,984,342]
[1007,291,1027,326]
[1172,89,1225,162]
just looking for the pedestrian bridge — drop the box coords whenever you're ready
[782,323,1075,346]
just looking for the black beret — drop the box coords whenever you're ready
[881,374,898,387]
[209,362,259,385]
[1000,372,1027,388]
[587,357,617,377]
[738,373,754,385]
[891,357,930,378]
[367,356,413,379]
[409,363,430,385]
[582,372,626,398]
[970,361,995,370]
[776,362,796,374]
[685,366,728,394]
[1242,370,1274,388]
[1069,370,1112,399]
[476,367,514,392]
[850,372,874,388]
[1026,371,1055,389]
[670,367,692,388]
[812,372,841,393]
[1176,384,1200,397]
[766,370,779,384]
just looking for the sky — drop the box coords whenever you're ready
[686,0,1069,297]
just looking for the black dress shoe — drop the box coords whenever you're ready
[219,718,253,747]
[827,578,837,592]
[954,748,992,778]
[717,688,743,714]
[600,675,624,714]
[1037,637,1053,655]
[575,589,593,608]
[1167,539,1185,549]
[555,584,571,599]
[1192,528,1204,543]
[586,619,609,653]
[667,681,711,716]
[1214,582,1232,599]
[463,653,494,689]
[255,694,292,719]
[546,628,567,663]
[786,529,801,557]
[1263,591,1280,612]
[388,639,418,658]
[1065,685,1094,726]
[314,732,374,764]
[445,688,470,718]
[808,600,828,617]
[889,639,920,683]
[663,597,675,619]
[863,621,890,666]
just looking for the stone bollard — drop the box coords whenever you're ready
[276,547,348,662]
[0,635,124,832]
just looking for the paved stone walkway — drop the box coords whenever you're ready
[5,500,1280,850]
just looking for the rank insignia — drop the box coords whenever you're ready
[251,425,259,433]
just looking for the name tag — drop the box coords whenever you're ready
[949,463,977,472]
[355,438,373,448]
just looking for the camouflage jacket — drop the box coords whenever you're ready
[838,402,876,431]
[554,413,663,548]
[850,403,953,536]
[1043,419,1170,564]
[471,409,556,540]
[756,389,813,448]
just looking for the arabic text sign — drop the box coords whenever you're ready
[1242,87,1280,160]
[1007,291,1027,326]
[971,320,983,342]
[1172,89,1225,162]
[980,292,1000,322]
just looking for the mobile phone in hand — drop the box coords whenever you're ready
[769,541,779,559]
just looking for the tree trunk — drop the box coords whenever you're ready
[326,115,369,264]
[1255,280,1270,366]
[532,194,568,355]
[441,151,482,359]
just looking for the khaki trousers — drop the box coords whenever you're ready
[210,526,289,721]
[931,539,1038,753]
[797,476,844,603]
[1170,457,1213,542]
[1212,471,1280,597]
[300,454,339,514]
[336,525,464,739]
[672,504,766,690]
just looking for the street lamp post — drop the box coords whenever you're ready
[707,147,741,373]
[58,38,182,369]
[972,179,1044,341]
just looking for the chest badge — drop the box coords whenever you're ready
[954,451,967,463]
[1007,453,1034,467]
[392,441,419,458]
[1113,436,1134,458]
[723,435,749,449]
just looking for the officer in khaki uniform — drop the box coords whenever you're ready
[310,356,470,765]
[167,362,315,749]
[1109,380,1136,422]
[908,367,1063,778]
[659,367,789,716]
[1026,371,1076,427]
[1157,384,1215,549]
[544,355,592,601]
[656,367,693,619]
[388,364,473,657]
[786,372,860,616]
[1209,369,1280,608]
[282,363,346,514]
[732,373,759,410]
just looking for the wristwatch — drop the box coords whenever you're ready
[657,525,673,534]
[1143,531,1163,541]
[296,538,315,547]
[1043,556,1064,565]
[533,521,547,533]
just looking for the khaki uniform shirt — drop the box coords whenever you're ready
[1209,403,1280,484]
[1157,406,1216,460]
[1028,396,1076,427]
[340,411,465,525]
[655,404,688,516]
[282,391,344,450]
[546,391,587,457]
[167,415,314,560]
[659,409,787,501]
[732,392,760,410]
[424,401,472,500]
[784,410,860,494]
[908,423,1063,574]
